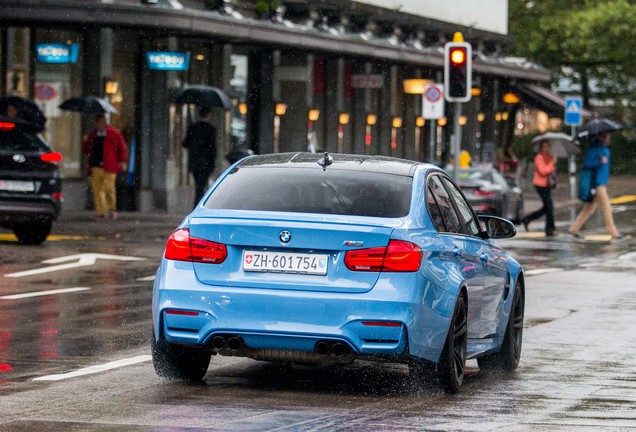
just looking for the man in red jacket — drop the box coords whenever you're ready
[82,114,128,219]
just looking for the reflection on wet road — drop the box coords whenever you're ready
[0,209,634,431]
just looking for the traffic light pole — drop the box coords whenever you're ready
[453,102,462,180]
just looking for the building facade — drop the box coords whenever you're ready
[0,0,554,212]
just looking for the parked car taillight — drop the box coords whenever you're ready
[345,240,423,272]
[164,228,227,264]
[0,121,16,131]
[474,189,495,197]
[40,152,63,165]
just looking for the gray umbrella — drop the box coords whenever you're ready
[531,132,580,158]
[170,85,233,110]
[59,96,118,114]
[576,118,628,140]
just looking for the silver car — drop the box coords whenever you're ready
[455,166,524,222]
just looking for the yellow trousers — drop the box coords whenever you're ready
[569,185,619,237]
[90,167,117,217]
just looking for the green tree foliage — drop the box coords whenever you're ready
[509,0,636,111]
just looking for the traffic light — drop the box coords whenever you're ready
[444,41,472,102]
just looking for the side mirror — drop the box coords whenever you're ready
[479,215,516,239]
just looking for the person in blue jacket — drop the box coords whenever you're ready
[568,132,625,240]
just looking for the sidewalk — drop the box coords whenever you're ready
[50,174,634,241]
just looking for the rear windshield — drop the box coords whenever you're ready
[204,166,412,218]
[0,130,49,152]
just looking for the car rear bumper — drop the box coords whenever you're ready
[152,259,454,364]
[0,198,60,224]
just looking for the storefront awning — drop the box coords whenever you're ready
[516,84,592,119]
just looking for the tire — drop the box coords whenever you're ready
[437,293,468,394]
[477,280,524,371]
[151,336,211,381]
[14,221,52,245]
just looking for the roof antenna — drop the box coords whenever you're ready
[317,152,333,171]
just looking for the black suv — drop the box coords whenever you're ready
[0,116,62,244]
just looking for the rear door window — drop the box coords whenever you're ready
[427,175,461,233]
[441,177,481,236]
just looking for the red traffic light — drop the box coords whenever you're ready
[450,48,466,65]
[444,42,472,102]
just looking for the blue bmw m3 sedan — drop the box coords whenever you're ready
[151,152,525,393]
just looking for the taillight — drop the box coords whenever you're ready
[345,240,422,272]
[344,246,386,271]
[474,189,495,197]
[51,192,63,201]
[164,228,227,264]
[0,122,16,131]
[41,152,63,165]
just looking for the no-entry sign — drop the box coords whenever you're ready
[423,83,445,119]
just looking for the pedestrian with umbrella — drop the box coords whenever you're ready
[568,119,629,241]
[520,139,558,237]
[170,85,231,208]
[59,95,127,219]
[182,107,217,208]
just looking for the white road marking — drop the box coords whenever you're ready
[0,287,91,300]
[525,268,563,276]
[33,355,152,381]
[4,253,147,278]
[136,275,156,281]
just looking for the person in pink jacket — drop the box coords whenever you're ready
[82,114,128,219]
[521,140,557,237]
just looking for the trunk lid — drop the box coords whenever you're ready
[188,211,399,293]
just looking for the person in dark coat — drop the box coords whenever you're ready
[182,107,217,208]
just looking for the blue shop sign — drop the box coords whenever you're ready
[35,43,80,64]
[146,52,190,71]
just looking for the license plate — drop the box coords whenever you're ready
[0,180,35,192]
[243,251,328,275]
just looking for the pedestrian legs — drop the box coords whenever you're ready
[103,171,118,217]
[192,170,212,208]
[569,186,618,237]
[522,186,555,234]
[90,167,106,217]
[90,167,118,218]
[595,186,619,237]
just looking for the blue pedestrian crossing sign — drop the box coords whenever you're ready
[565,97,583,126]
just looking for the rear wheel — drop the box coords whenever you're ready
[477,280,524,371]
[410,294,468,393]
[151,336,211,381]
[437,293,468,393]
[14,221,52,245]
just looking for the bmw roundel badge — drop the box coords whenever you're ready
[279,230,291,243]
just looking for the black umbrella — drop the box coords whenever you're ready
[170,85,233,110]
[59,96,118,114]
[576,118,628,140]
[0,96,46,131]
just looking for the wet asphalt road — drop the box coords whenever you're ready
[0,202,635,431]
